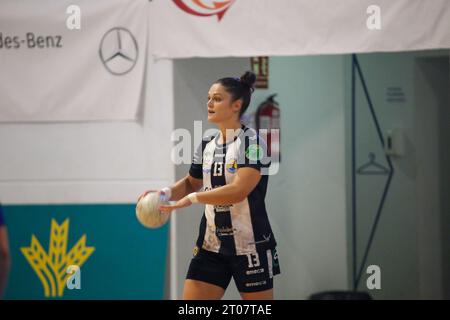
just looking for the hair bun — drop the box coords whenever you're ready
[240,71,256,92]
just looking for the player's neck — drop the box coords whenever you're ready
[218,121,242,144]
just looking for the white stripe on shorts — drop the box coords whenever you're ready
[267,249,273,279]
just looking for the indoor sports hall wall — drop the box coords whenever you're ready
[0,49,174,298]
[344,50,450,299]
[173,56,349,299]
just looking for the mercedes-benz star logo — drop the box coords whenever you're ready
[99,27,138,75]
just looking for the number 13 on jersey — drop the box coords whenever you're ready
[213,162,223,176]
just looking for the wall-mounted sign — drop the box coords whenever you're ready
[386,86,406,103]
[250,56,269,89]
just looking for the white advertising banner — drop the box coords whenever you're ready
[149,0,450,59]
[0,0,147,122]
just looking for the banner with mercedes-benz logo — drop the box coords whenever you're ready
[0,0,147,122]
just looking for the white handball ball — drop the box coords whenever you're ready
[136,192,170,228]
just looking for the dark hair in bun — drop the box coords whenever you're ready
[215,71,256,117]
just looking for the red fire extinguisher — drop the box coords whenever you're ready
[255,94,280,162]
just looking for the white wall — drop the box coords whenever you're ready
[259,56,349,299]
[346,52,419,298]
[344,50,450,299]
[172,56,349,299]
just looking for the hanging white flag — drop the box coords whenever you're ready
[149,0,450,59]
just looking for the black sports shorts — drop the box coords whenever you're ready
[186,246,280,293]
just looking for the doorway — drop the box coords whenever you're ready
[414,56,450,299]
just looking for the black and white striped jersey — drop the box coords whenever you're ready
[189,124,277,256]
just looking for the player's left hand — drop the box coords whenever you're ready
[158,196,192,213]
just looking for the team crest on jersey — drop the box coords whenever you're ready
[245,144,263,161]
[226,158,238,173]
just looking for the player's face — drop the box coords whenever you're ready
[207,83,241,124]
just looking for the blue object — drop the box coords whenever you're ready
[0,204,5,226]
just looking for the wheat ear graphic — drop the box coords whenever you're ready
[21,218,95,297]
